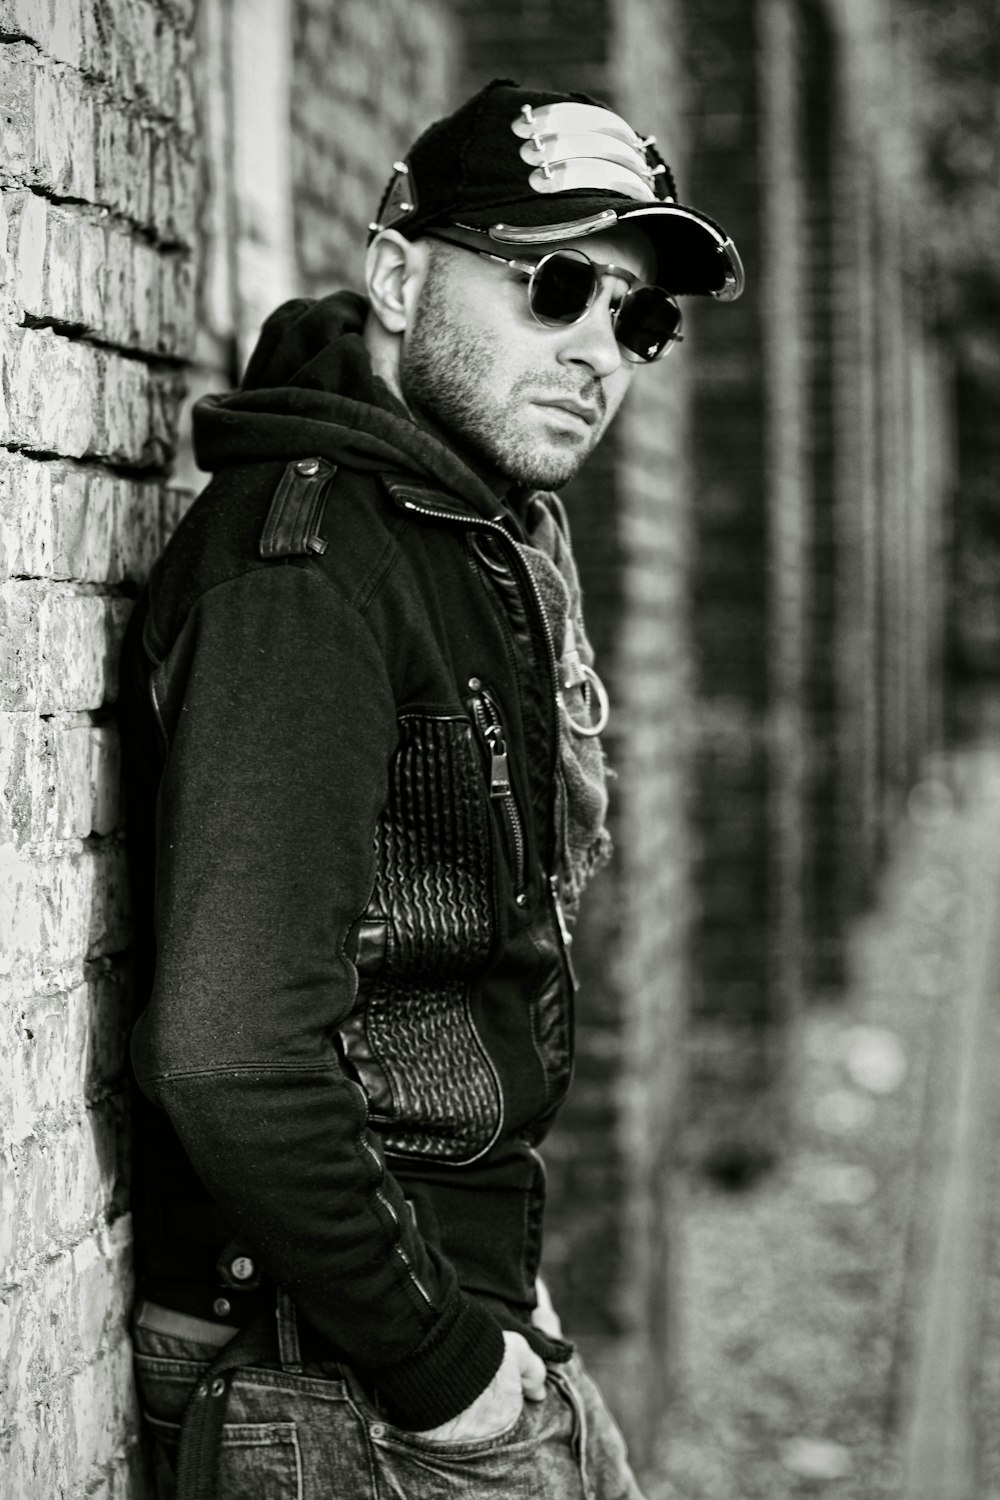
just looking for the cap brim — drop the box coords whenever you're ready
[617,202,745,301]
[465,192,744,300]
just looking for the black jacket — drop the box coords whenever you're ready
[120,292,596,1430]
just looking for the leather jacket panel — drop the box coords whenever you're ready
[357,712,496,979]
[342,978,504,1163]
[338,711,505,1164]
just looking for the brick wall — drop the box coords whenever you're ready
[683,0,949,1169]
[292,0,458,296]
[0,0,464,1490]
[682,0,780,1170]
[0,2,196,1491]
[820,0,946,923]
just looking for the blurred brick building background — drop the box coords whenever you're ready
[0,0,986,1493]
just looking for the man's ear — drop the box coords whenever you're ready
[365,230,430,335]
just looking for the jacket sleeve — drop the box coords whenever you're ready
[130,562,505,1429]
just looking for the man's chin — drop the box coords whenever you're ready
[500,454,586,491]
[498,431,593,491]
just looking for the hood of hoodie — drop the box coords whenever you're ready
[192,291,504,522]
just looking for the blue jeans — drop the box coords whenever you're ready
[131,1299,647,1499]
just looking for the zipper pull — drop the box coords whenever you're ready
[486,727,511,796]
[549,874,573,949]
[550,875,579,991]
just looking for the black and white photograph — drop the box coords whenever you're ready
[1,2,997,1496]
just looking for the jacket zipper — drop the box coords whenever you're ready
[394,491,574,986]
[469,682,527,903]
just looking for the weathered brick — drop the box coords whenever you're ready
[292,0,458,294]
[0,841,40,985]
[0,325,182,465]
[0,453,164,584]
[0,712,31,844]
[0,838,129,984]
[0,581,131,713]
[38,590,131,714]
[0,41,197,242]
[1,189,195,358]
[67,1339,139,1479]
[0,1,199,1487]
[0,714,121,848]
[0,1224,136,1485]
[6,1095,127,1268]
[0,984,85,1140]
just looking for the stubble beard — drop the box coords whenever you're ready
[400,269,605,491]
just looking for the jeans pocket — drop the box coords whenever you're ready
[218,1422,303,1498]
[364,1386,583,1500]
[133,1351,209,1433]
[374,1400,529,1460]
[133,1354,308,1498]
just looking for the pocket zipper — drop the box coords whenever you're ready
[468,680,527,904]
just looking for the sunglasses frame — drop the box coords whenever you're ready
[423,231,683,363]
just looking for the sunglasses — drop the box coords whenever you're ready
[425,232,683,363]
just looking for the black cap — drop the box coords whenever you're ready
[369,79,743,300]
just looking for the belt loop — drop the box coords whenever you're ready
[276,1286,303,1373]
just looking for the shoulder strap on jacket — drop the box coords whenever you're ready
[259,457,336,558]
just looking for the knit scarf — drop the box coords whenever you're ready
[518,495,612,919]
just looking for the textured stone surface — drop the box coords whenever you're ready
[0,2,194,1492]
[0,326,184,465]
[0,40,197,242]
[291,0,458,294]
[0,0,195,123]
[0,453,165,585]
[0,191,195,358]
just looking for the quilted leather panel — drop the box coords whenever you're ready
[365,714,495,979]
[359,979,502,1162]
[339,714,503,1162]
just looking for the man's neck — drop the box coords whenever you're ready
[364,314,514,501]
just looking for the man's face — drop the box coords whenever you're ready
[399,226,657,491]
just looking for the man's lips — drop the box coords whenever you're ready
[534,396,600,427]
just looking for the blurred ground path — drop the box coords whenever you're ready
[650,743,1000,1500]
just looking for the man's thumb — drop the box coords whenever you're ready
[512,1335,548,1402]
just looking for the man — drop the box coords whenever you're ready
[120,79,742,1499]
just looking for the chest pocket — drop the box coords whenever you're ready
[360,713,495,976]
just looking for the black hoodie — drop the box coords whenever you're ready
[121,293,579,1431]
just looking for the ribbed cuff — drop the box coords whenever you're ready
[370,1295,507,1430]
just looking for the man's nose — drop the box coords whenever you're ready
[558,287,624,379]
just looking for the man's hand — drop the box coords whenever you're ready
[413,1331,547,1442]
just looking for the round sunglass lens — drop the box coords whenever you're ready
[616,287,683,362]
[529,251,597,326]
